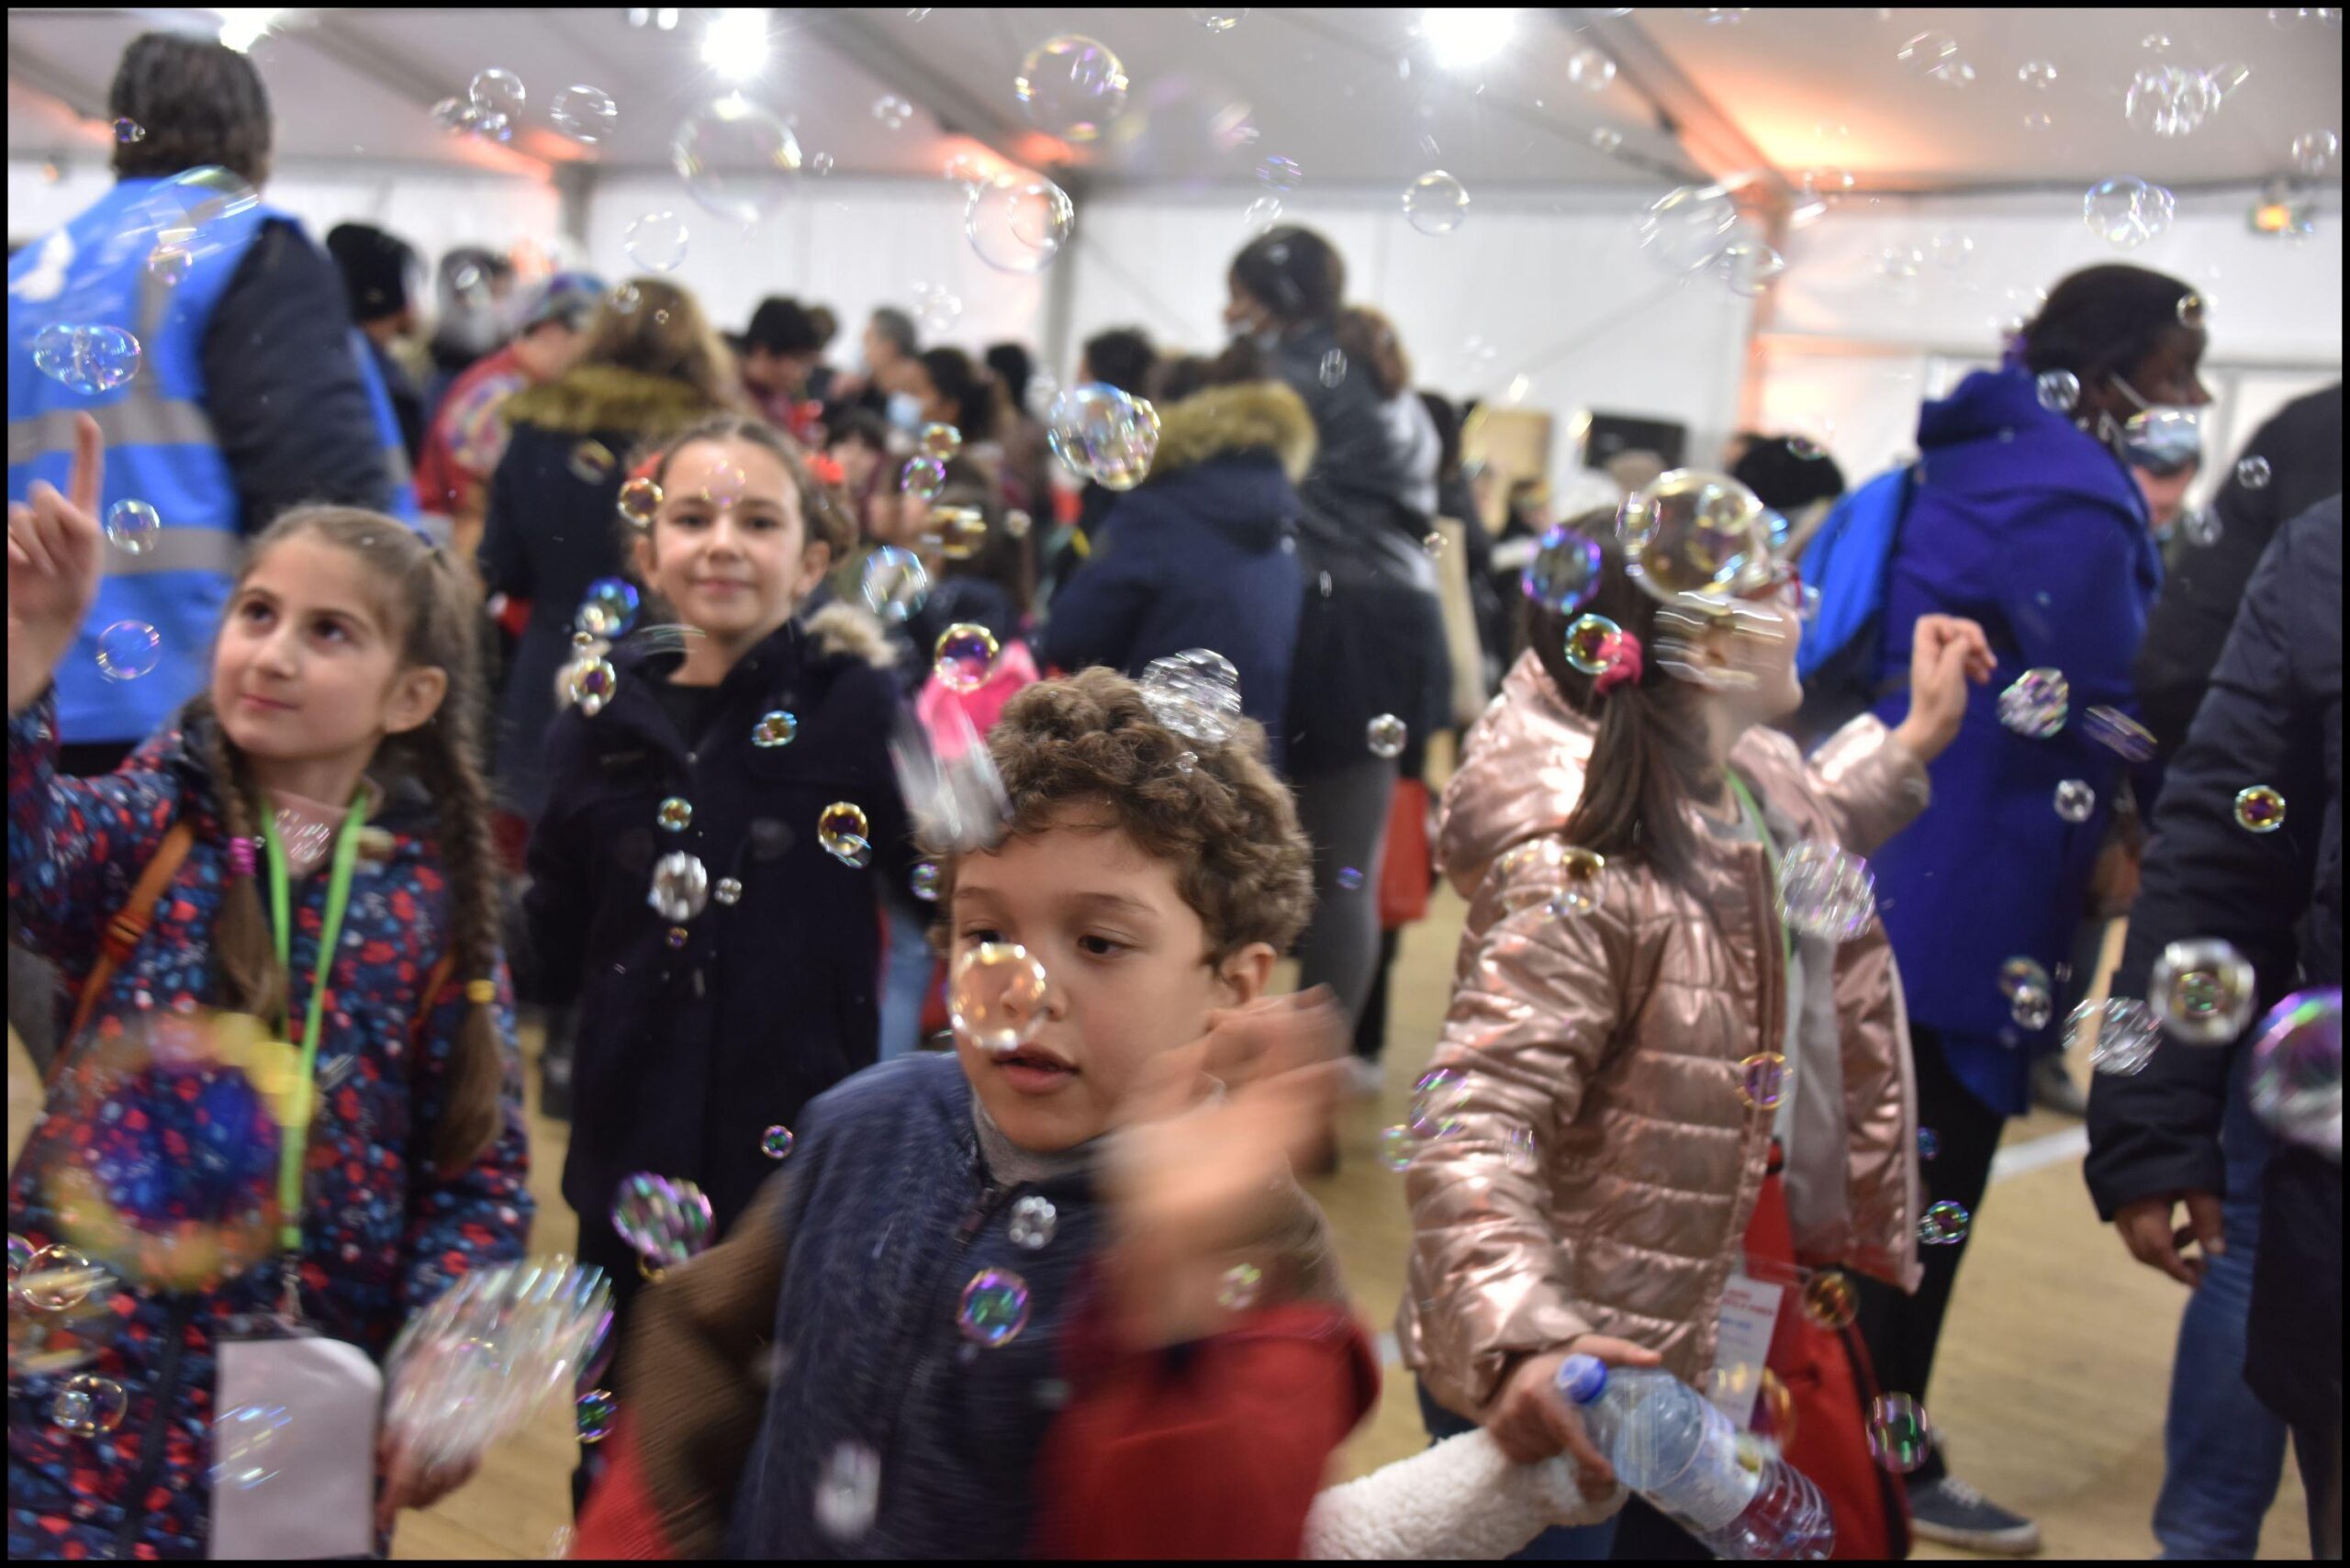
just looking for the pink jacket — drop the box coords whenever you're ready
[1398,653,1928,1414]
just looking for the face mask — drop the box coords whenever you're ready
[887,392,924,432]
[2103,374,2201,471]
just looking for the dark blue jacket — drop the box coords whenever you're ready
[519,605,912,1241]
[2086,498,2340,1429]
[728,1053,1103,1558]
[1037,381,1309,768]
[1863,364,2162,1115]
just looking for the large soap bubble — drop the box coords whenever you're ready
[1014,35,1130,142]
[967,175,1075,274]
[1046,385,1160,490]
[669,95,802,229]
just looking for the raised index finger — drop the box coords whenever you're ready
[69,412,105,518]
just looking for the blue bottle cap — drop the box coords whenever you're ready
[1555,1352,1608,1405]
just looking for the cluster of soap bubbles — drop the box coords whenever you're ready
[888,702,1011,856]
[1046,385,1161,490]
[1775,841,1878,942]
[611,1172,714,1270]
[432,69,525,142]
[1139,648,1245,746]
[1379,1069,1477,1171]
[1997,667,2069,737]
[382,1257,612,1475]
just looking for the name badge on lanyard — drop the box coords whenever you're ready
[1708,1271,1785,1428]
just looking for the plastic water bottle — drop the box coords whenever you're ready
[1556,1353,1833,1561]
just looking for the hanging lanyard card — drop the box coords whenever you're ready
[208,1333,380,1560]
[1707,1271,1786,1429]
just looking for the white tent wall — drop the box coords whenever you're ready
[6,158,562,282]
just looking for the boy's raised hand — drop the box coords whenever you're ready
[7,411,107,715]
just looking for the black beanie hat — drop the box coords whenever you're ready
[743,296,824,355]
[325,222,416,322]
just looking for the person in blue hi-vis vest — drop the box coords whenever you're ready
[6,29,420,779]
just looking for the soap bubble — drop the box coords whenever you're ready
[1799,165,1854,202]
[1523,525,1604,613]
[917,423,963,462]
[752,711,799,749]
[2035,370,2080,413]
[104,498,160,556]
[1919,1128,1939,1160]
[2125,408,2201,474]
[563,657,617,717]
[2292,129,2342,176]
[1378,1126,1416,1172]
[1192,9,1248,30]
[1257,154,1303,190]
[817,802,870,864]
[1008,1195,1058,1249]
[616,476,663,526]
[1776,840,1877,942]
[31,323,143,397]
[1366,714,1407,759]
[575,578,640,639]
[1739,1051,1788,1111]
[1139,649,1244,745]
[1897,32,1961,77]
[958,1267,1032,1347]
[469,68,525,118]
[967,175,1075,274]
[646,853,708,923]
[51,1373,129,1437]
[1997,667,2069,737]
[712,878,742,906]
[2084,177,2176,248]
[901,455,947,501]
[2237,455,2274,490]
[1638,185,1739,274]
[210,1401,293,1490]
[1618,471,1774,600]
[1800,1270,1857,1329]
[1562,614,1623,677]
[1014,35,1129,141]
[655,797,693,833]
[1046,385,1160,490]
[888,702,1012,857]
[1928,230,1976,272]
[2126,66,2220,138]
[670,95,801,228]
[2182,507,2223,549]
[1918,1200,1971,1246]
[1876,244,1925,282]
[861,546,931,625]
[2018,60,2059,89]
[2076,997,2162,1077]
[934,623,1002,692]
[550,85,618,142]
[1216,1262,1264,1311]
[1567,49,1617,89]
[2010,982,2054,1032]
[1868,1394,1934,1472]
[623,211,688,272]
[95,621,161,682]
[1718,239,1785,297]
[2083,706,2156,762]
[815,1441,882,1542]
[1591,128,1626,154]
[2247,989,2340,1155]
[949,943,1049,1054]
[871,94,913,131]
[1319,349,1348,387]
[910,861,942,902]
[2053,780,2096,823]
[610,1173,713,1267]
[1505,1126,1540,1175]
[2150,939,2256,1045]
[2233,785,2288,834]
[1402,171,1471,236]
[382,1257,612,1476]
[1244,196,1284,231]
[1409,1069,1471,1140]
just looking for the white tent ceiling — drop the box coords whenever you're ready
[6,7,2342,200]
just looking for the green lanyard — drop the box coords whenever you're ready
[1727,773,1795,973]
[260,798,367,1258]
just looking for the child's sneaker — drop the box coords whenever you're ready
[1905,1475,2041,1556]
[1345,1057,1386,1100]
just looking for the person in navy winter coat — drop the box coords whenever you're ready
[1849,263,2209,1554]
[1037,362,1312,770]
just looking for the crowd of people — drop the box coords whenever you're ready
[6,28,2340,1565]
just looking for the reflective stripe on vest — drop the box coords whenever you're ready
[7,179,418,745]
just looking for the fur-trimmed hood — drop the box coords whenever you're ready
[800,598,900,670]
[499,363,725,440]
[1147,380,1317,485]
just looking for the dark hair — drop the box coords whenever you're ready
[869,307,919,357]
[1525,512,1719,887]
[2020,263,2199,389]
[1150,341,1270,406]
[744,296,823,356]
[1421,392,1465,482]
[577,277,737,410]
[1081,327,1157,398]
[324,222,417,324]
[1229,225,1346,326]
[806,305,838,347]
[1334,305,1411,399]
[1730,436,1847,513]
[109,32,273,185]
[917,347,997,442]
[824,407,891,454]
[984,343,1034,411]
[195,509,506,1173]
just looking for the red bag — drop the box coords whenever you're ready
[1377,778,1434,932]
[1743,1156,1912,1560]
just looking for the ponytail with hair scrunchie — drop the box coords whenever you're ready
[1592,629,1645,696]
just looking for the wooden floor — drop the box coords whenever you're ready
[6,890,2313,1559]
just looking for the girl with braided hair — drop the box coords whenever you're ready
[6,413,530,1558]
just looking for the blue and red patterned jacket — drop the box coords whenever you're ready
[6,693,532,1561]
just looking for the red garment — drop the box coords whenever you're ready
[1378,777,1434,932]
[414,343,529,519]
[1745,1155,1912,1561]
[1035,1297,1380,1559]
[565,1303,1376,1562]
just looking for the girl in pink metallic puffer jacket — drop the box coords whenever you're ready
[1396,511,1995,1552]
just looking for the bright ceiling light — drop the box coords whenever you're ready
[212,9,285,52]
[700,8,772,81]
[1423,8,1517,72]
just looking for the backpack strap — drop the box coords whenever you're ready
[57,820,197,1081]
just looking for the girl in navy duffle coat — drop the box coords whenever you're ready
[6,415,530,1558]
